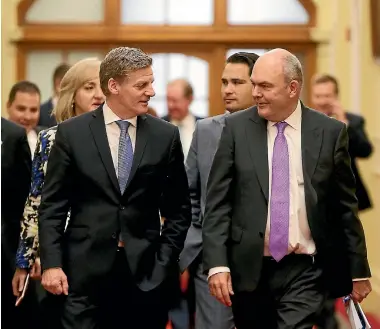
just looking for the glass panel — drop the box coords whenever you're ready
[228,0,309,25]
[67,51,105,64]
[121,0,165,24]
[149,53,209,118]
[121,0,213,25]
[167,0,213,25]
[26,51,63,102]
[26,0,103,23]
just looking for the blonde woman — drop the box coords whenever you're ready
[12,58,105,296]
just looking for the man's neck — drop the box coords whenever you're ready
[106,99,136,120]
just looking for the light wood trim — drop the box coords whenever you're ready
[214,0,227,27]
[209,46,227,116]
[16,46,27,81]
[18,25,313,44]
[298,0,317,26]
[104,0,120,26]
[17,0,36,25]
[370,0,380,59]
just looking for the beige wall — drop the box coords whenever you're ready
[1,0,19,117]
[1,0,379,314]
[314,0,380,314]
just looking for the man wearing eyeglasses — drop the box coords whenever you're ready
[179,51,259,329]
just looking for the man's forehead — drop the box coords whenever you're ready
[222,63,250,78]
[13,91,40,103]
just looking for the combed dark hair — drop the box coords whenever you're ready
[8,80,41,104]
[312,74,339,95]
[226,52,260,75]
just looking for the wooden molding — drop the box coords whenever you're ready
[17,25,314,45]
[298,0,317,26]
[370,0,380,60]
[104,0,120,26]
[17,0,36,25]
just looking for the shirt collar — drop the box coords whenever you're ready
[268,101,302,130]
[103,102,137,127]
[171,113,194,127]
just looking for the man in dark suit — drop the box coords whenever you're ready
[1,118,32,328]
[39,47,191,329]
[179,52,259,329]
[7,81,46,157]
[203,49,372,329]
[311,74,373,329]
[38,63,70,127]
[311,74,373,211]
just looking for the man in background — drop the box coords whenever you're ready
[179,52,259,329]
[163,79,202,160]
[39,63,70,127]
[7,81,44,157]
[312,73,373,329]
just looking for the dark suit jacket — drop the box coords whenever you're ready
[346,113,373,211]
[38,106,191,293]
[202,104,371,298]
[1,118,31,269]
[38,98,57,128]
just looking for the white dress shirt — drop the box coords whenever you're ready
[27,129,38,159]
[209,101,316,278]
[170,113,196,161]
[103,102,137,172]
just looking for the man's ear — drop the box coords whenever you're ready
[108,78,119,95]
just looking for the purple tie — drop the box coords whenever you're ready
[269,121,290,262]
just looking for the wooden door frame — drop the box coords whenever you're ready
[15,0,317,116]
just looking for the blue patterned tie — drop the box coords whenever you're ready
[269,121,290,262]
[116,120,133,194]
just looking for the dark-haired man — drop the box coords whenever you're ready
[179,52,259,329]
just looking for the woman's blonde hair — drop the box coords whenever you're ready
[52,58,101,123]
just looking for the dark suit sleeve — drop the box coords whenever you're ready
[347,116,372,158]
[38,126,72,270]
[159,128,191,266]
[14,130,32,222]
[202,120,234,272]
[186,123,201,225]
[333,125,371,278]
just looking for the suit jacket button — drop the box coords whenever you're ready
[120,205,125,210]
[112,233,117,239]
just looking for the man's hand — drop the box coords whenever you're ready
[41,268,69,295]
[208,272,234,307]
[180,269,190,293]
[30,257,42,280]
[331,100,348,124]
[352,280,372,303]
[12,268,28,297]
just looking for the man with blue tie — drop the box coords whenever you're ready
[39,47,191,329]
[202,49,371,329]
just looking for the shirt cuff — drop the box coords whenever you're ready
[208,267,230,280]
[353,278,370,281]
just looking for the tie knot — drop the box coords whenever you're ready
[275,121,287,134]
[116,120,130,133]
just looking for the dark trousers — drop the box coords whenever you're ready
[232,254,325,329]
[61,249,170,329]
[315,298,339,329]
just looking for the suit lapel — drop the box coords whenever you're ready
[301,106,323,181]
[246,108,269,201]
[89,107,120,193]
[125,115,148,191]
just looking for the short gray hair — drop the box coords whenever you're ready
[282,54,303,86]
[100,47,152,96]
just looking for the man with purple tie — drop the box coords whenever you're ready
[202,49,372,329]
